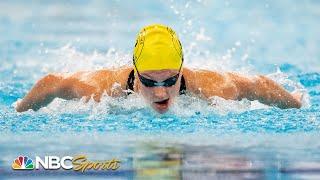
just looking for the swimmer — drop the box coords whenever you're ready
[16,24,302,113]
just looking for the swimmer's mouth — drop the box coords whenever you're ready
[154,98,169,105]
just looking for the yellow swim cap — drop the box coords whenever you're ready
[133,24,183,72]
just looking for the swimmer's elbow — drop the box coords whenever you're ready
[15,74,63,112]
[40,74,64,95]
[226,73,256,100]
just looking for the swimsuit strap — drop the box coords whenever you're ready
[125,70,186,95]
[126,70,135,95]
[179,75,186,95]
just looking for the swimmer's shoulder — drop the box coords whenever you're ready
[55,66,134,90]
[83,66,133,90]
[182,67,224,78]
[182,67,225,88]
[182,67,238,99]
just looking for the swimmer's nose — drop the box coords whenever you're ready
[153,87,168,99]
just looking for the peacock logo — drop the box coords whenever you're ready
[12,156,34,170]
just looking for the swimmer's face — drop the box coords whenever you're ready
[137,69,181,114]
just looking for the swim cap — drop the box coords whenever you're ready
[133,24,183,72]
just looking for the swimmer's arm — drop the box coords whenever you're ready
[228,73,302,109]
[15,73,97,112]
[16,68,132,112]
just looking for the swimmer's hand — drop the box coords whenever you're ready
[291,91,303,104]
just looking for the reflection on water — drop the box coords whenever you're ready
[134,145,182,179]
[133,144,264,179]
[2,141,320,179]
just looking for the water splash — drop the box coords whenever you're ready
[11,42,311,118]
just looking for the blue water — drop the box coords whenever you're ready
[1,0,320,179]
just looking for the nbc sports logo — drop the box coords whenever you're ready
[12,156,34,170]
[11,155,120,171]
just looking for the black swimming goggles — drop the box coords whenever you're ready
[133,58,183,87]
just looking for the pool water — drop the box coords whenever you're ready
[0,0,320,179]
